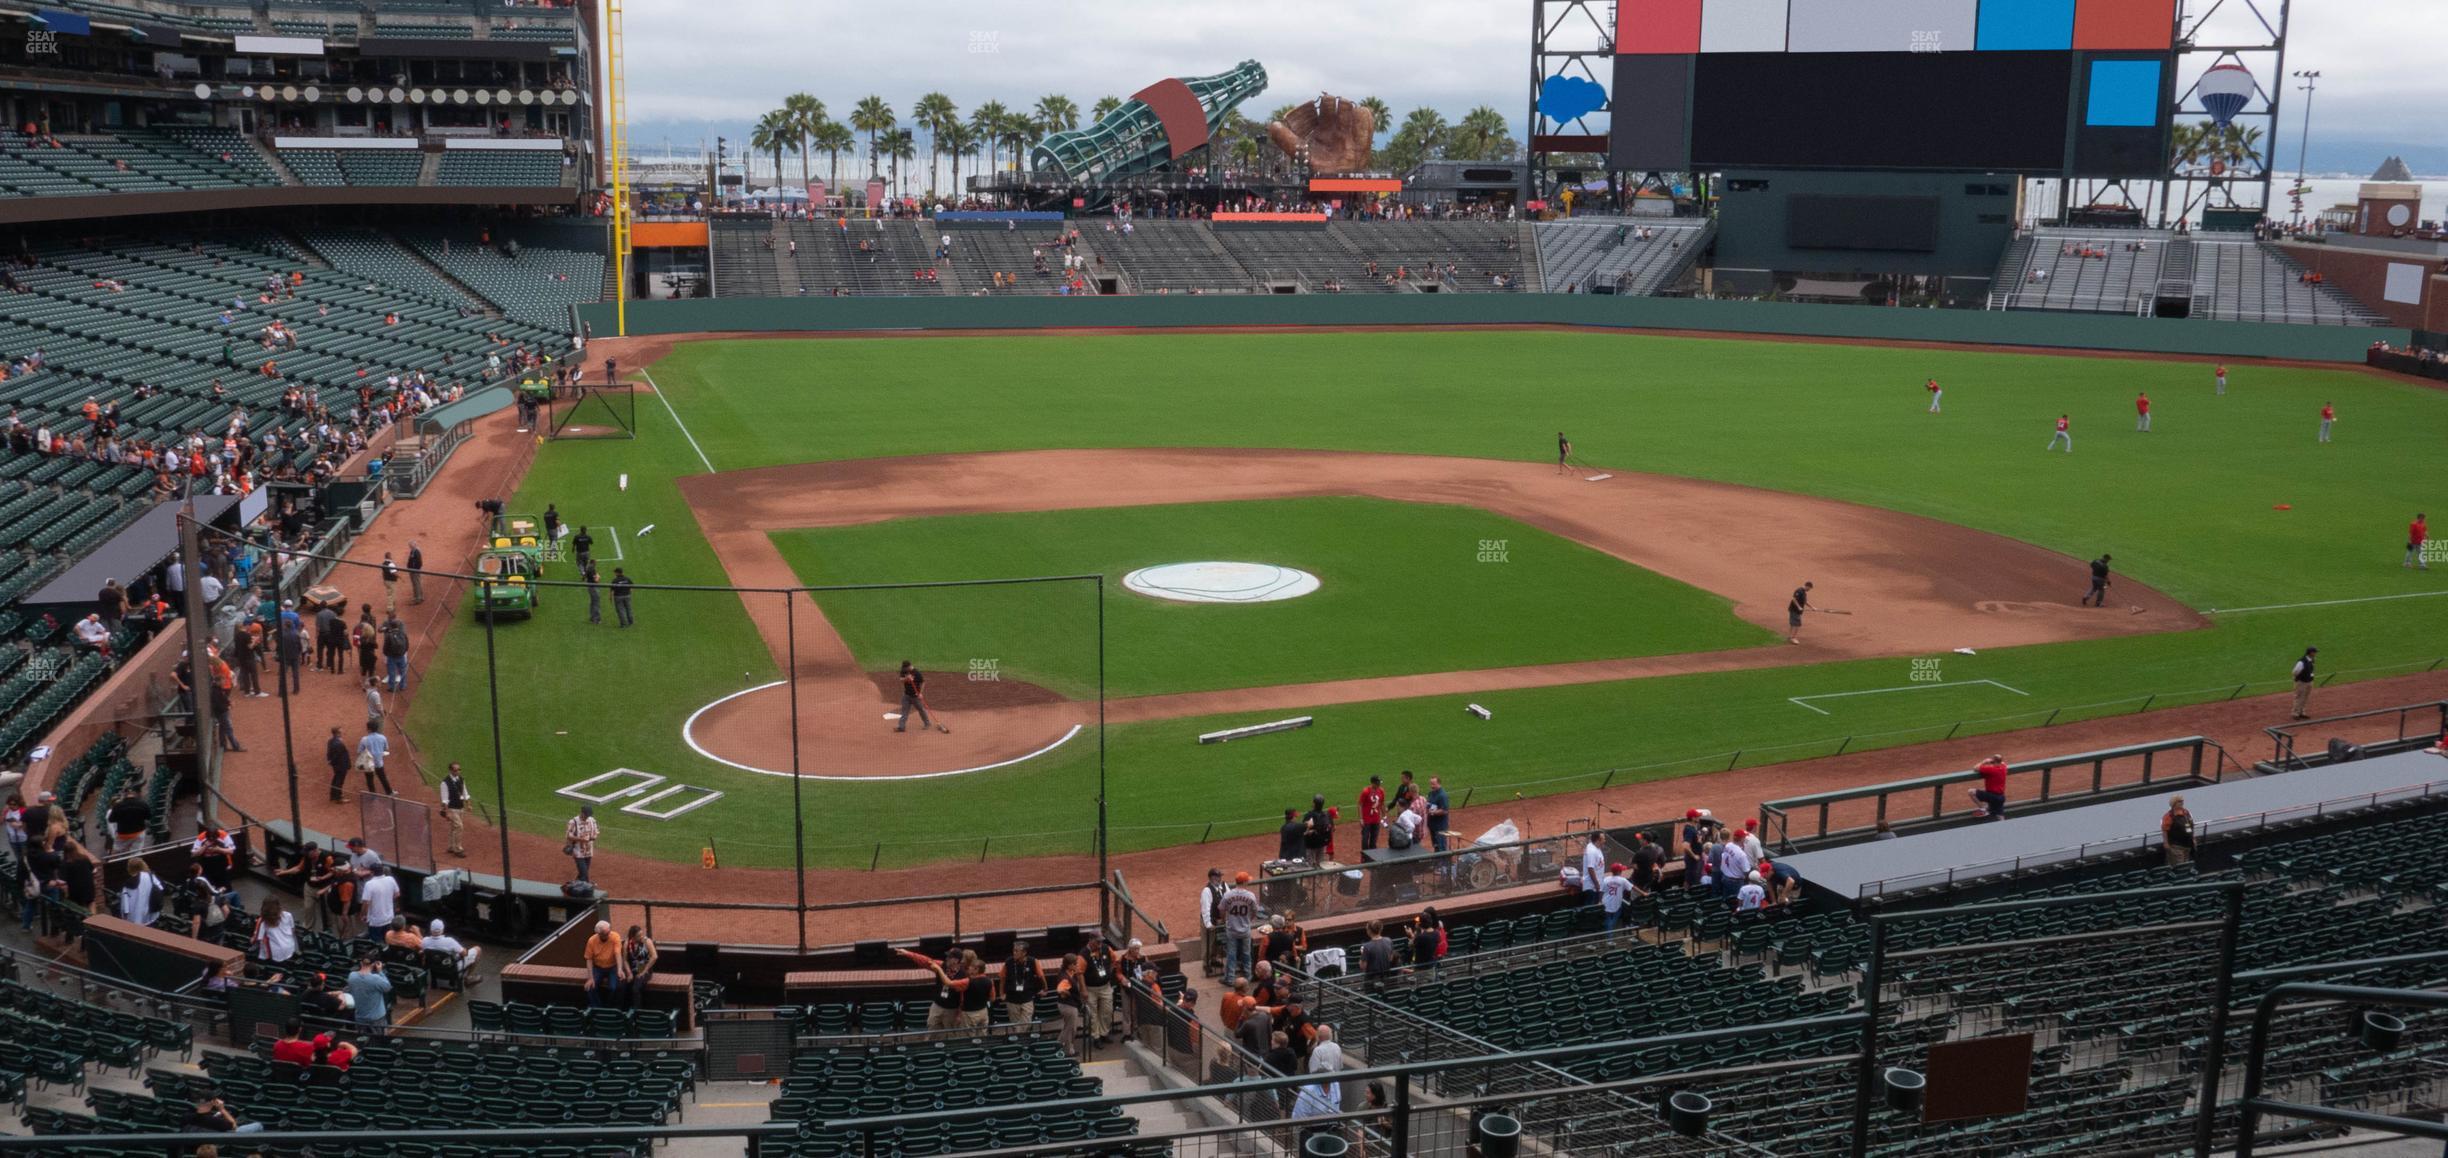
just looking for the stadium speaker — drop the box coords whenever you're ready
[2326,738,2362,763]
[1472,1111,1522,1158]
[1667,1091,1712,1138]
[1884,1067,1926,1115]
[2359,1009,2406,1052]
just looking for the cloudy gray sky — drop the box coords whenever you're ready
[623,0,2447,174]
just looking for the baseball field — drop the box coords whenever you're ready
[406,328,2448,869]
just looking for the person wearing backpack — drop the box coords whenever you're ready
[118,857,163,928]
[379,614,409,692]
[2161,797,2197,866]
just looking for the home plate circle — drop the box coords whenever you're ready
[1123,561,1320,604]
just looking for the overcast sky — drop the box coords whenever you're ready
[623,0,2448,174]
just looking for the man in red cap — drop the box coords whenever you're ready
[1680,809,1711,857]
[1598,862,1633,931]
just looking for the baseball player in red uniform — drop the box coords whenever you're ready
[2135,392,2151,432]
[1925,378,1942,413]
[2410,514,2431,570]
[2047,414,2072,453]
[2214,364,2227,396]
[2319,403,2335,443]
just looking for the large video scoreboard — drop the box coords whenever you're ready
[1612,0,2177,176]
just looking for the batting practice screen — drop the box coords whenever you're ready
[1611,0,2176,176]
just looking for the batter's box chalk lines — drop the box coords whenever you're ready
[1788,679,2031,716]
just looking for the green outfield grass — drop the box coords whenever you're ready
[772,497,1772,698]
[401,329,2448,870]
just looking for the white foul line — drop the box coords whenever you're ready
[638,368,715,474]
[1788,679,2031,716]
[682,680,1086,779]
[2208,589,2448,615]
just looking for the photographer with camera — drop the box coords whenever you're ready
[344,956,392,1037]
[184,1093,265,1135]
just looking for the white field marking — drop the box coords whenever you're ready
[682,681,1086,780]
[638,368,714,474]
[556,768,666,803]
[621,784,725,820]
[2208,589,2448,615]
[1787,679,2031,716]
[597,526,625,563]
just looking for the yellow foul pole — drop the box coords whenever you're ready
[606,0,630,337]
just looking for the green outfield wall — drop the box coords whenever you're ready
[581,294,2408,364]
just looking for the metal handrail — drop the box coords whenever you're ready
[1852,780,2448,899]
[2262,699,2448,770]
[1761,735,2220,854]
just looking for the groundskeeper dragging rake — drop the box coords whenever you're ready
[1558,431,1613,481]
[895,660,952,734]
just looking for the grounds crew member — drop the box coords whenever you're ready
[2081,554,2112,607]
[894,660,935,732]
[610,567,634,627]
[438,763,470,857]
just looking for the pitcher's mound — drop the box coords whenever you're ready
[1123,561,1319,604]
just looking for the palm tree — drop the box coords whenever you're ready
[781,92,824,197]
[749,109,791,200]
[1090,96,1124,123]
[913,91,957,199]
[813,119,854,192]
[1359,96,1392,156]
[2163,122,2205,224]
[1385,107,1448,172]
[850,95,894,180]
[1453,105,1518,162]
[881,128,917,198]
[940,120,977,197]
[970,101,1009,174]
[997,111,1033,172]
[1034,95,1080,135]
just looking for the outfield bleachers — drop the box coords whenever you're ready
[941,228,1075,295]
[1335,221,1531,292]
[711,219,795,297]
[782,219,947,298]
[1078,221,1254,295]
[1211,227,1391,292]
[1994,227,2388,325]
[1534,218,1711,294]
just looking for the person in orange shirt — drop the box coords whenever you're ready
[2318,402,2335,443]
[582,922,627,1008]
[2408,513,2430,570]
[2134,392,2151,433]
[1219,977,1256,1033]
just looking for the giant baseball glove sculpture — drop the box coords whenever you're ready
[1268,94,1376,174]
